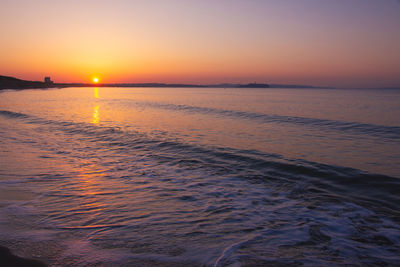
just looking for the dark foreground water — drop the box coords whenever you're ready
[0,87,399,266]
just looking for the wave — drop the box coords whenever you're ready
[3,103,400,140]
[0,110,30,119]
[123,101,400,139]
[1,108,399,222]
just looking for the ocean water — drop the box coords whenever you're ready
[0,87,399,266]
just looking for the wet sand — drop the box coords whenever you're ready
[0,245,47,267]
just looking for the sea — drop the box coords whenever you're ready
[0,87,399,266]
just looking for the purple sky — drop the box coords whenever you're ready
[1,0,399,87]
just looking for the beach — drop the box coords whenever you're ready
[0,87,399,266]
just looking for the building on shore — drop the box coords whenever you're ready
[44,77,53,85]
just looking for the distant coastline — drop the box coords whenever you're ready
[0,75,327,90]
[0,75,56,90]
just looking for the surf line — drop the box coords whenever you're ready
[213,234,261,267]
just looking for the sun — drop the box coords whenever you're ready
[93,77,99,83]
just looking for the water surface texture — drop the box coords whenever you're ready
[0,87,399,266]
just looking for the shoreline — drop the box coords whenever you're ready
[0,245,47,267]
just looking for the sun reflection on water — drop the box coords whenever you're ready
[92,105,100,124]
[94,87,99,99]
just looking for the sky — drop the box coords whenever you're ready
[1,0,399,88]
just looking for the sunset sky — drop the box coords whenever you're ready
[1,0,399,88]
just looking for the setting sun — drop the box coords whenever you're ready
[93,77,99,83]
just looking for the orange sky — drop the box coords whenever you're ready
[1,0,399,88]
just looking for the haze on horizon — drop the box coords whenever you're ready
[1,0,399,88]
